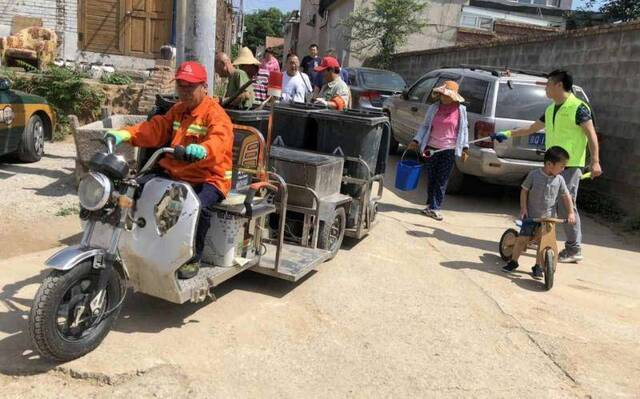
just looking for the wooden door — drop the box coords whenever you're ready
[79,0,125,55]
[124,0,173,58]
[80,0,172,58]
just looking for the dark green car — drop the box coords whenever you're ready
[0,77,55,162]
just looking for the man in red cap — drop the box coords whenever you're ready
[313,56,351,111]
[105,61,234,279]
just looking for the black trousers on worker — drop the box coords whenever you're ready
[193,183,223,260]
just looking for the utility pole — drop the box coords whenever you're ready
[239,0,244,46]
[176,0,217,90]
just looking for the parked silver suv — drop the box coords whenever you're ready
[383,66,592,193]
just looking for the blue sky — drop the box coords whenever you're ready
[244,0,299,13]
[243,0,603,13]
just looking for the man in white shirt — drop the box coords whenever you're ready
[281,54,312,103]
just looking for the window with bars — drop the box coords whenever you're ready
[513,0,560,7]
[460,13,494,30]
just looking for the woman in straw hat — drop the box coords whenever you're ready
[407,81,470,221]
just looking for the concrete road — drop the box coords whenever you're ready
[0,156,638,398]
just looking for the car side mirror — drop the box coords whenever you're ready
[0,78,11,91]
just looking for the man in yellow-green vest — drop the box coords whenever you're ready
[491,70,602,264]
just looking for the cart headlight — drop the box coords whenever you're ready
[78,172,112,211]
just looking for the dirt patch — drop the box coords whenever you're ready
[0,138,82,259]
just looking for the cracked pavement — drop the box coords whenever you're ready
[0,153,638,398]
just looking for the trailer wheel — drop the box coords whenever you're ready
[318,207,346,259]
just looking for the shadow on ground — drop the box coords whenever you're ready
[0,164,76,197]
[0,266,313,375]
[440,252,547,292]
[382,153,638,253]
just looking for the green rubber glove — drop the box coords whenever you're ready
[104,129,131,146]
[185,144,207,161]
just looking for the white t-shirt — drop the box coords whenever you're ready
[282,71,312,103]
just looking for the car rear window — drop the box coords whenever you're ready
[496,83,550,120]
[458,78,489,114]
[359,70,406,91]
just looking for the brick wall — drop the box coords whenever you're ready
[391,21,640,215]
[457,22,561,46]
[0,0,78,60]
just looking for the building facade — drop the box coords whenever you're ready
[0,0,236,70]
[286,0,571,67]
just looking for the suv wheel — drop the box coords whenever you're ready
[446,163,467,195]
[389,135,399,155]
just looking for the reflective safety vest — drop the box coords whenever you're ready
[544,93,588,168]
[126,96,234,195]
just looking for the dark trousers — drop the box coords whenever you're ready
[194,183,223,260]
[425,149,456,210]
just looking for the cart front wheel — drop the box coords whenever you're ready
[318,207,346,260]
[499,228,519,261]
[544,248,555,291]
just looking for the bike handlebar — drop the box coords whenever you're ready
[527,217,567,224]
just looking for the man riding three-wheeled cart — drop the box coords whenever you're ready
[27,61,390,361]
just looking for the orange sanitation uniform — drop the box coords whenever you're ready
[125,96,234,196]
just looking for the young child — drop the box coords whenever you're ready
[502,146,577,278]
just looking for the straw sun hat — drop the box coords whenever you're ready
[233,47,260,66]
[433,80,465,103]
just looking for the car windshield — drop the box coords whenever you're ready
[359,70,406,91]
[496,83,550,120]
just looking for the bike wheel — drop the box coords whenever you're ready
[29,261,124,361]
[499,228,519,261]
[544,248,555,291]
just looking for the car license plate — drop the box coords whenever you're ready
[528,133,545,146]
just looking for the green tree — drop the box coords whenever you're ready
[342,0,429,69]
[582,0,640,22]
[243,7,289,53]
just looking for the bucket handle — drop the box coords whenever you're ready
[401,148,421,164]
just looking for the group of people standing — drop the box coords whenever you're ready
[213,44,352,111]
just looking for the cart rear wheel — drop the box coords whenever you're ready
[318,207,346,259]
[499,228,518,261]
[544,248,555,291]
[368,202,378,228]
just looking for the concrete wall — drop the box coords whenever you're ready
[399,0,465,53]
[391,21,640,215]
[326,0,356,66]
[0,0,78,61]
[297,0,321,57]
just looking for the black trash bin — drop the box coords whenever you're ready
[271,102,328,150]
[312,109,390,177]
[225,109,271,136]
[312,109,390,229]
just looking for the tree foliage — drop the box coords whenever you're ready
[341,0,429,69]
[582,0,640,22]
[243,7,290,53]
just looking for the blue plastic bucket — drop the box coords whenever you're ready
[395,151,423,191]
